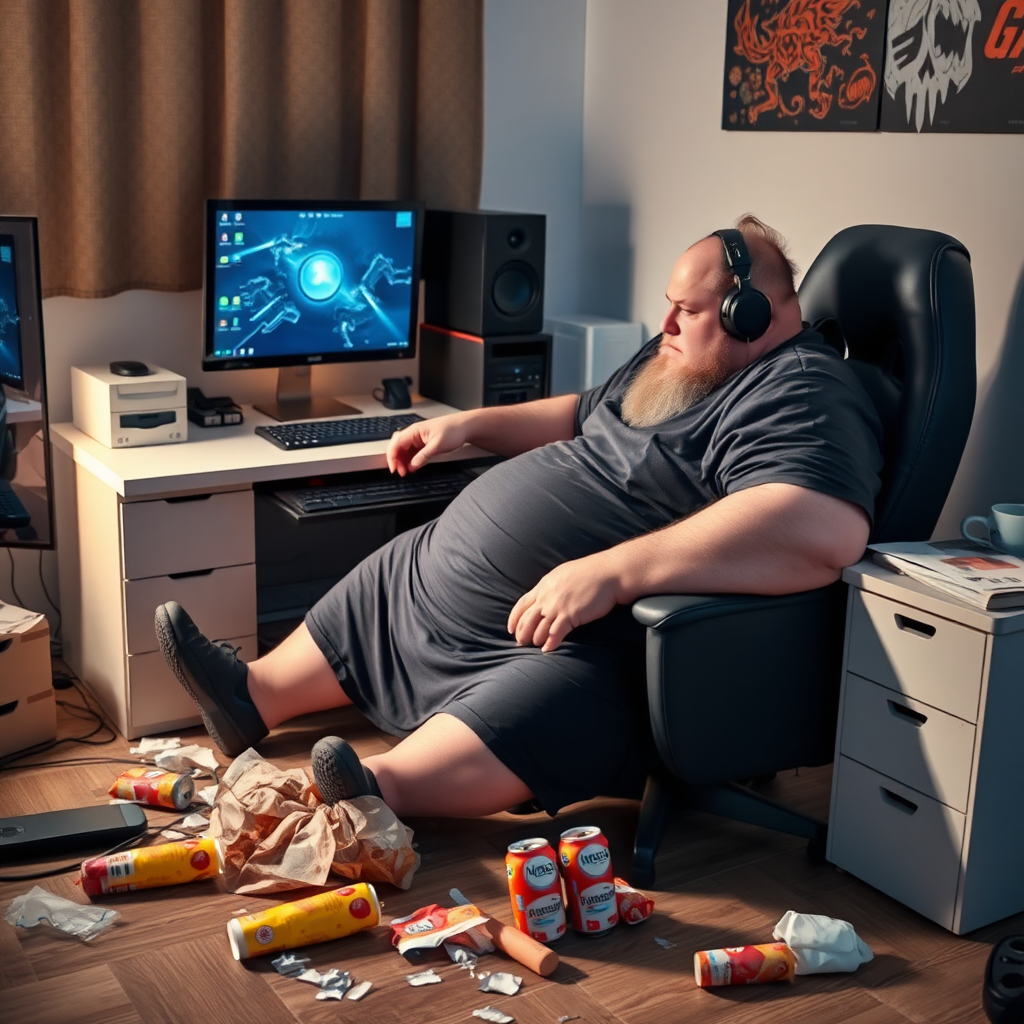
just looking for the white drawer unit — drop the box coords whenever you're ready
[52,445,258,740]
[828,562,1024,934]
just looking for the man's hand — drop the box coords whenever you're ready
[507,553,620,653]
[386,415,468,476]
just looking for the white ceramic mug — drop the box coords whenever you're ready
[961,503,1024,558]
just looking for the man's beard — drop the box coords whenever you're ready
[620,346,734,428]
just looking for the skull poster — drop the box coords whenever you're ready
[880,0,1024,131]
[722,0,888,131]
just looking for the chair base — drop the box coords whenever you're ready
[631,769,828,888]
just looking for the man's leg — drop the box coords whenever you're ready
[156,602,351,756]
[319,713,533,818]
[246,623,351,728]
[367,713,533,817]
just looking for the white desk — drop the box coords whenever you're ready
[50,395,488,739]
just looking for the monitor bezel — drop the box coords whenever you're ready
[201,198,424,373]
[0,215,55,551]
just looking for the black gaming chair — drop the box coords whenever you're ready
[630,224,977,887]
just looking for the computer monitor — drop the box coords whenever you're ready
[0,216,54,550]
[202,198,425,421]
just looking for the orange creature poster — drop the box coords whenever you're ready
[722,0,887,130]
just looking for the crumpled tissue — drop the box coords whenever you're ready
[772,910,873,975]
[209,747,420,894]
[5,886,119,941]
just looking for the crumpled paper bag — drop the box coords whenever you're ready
[209,748,419,894]
[772,910,873,975]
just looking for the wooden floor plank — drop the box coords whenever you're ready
[0,675,1011,1024]
[2,963,143,1024]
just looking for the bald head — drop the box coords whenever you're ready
[703,214,799,308]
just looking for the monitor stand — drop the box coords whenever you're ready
[254,366,362,422]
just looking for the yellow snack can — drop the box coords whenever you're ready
[226,883,381,960]
[80,837,223,896]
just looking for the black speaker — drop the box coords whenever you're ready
[424,210,546,336]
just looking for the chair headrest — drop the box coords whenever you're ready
[798,225,976,543]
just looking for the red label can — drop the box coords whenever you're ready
[505,838,566,942]
[558,826,617,936]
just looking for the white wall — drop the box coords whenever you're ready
[583,0,1024,538]
[480,0,587,317]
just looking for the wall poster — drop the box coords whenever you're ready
[880,0,1024,132]
[722,0,888,131]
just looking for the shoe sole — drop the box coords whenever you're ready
[312,738,377,804]
[155,606,248,757]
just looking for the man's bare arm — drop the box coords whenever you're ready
[508,483,871,651]
[387,394,578,475]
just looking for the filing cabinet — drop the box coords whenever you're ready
[827,561,1024,934]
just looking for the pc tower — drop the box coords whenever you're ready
[419,325,550,410]
[420,210,551,408]
[543,314,645,396]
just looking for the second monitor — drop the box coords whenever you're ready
[202,198,425,421]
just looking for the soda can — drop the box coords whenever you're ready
[693,943,797,987]
[505,838,566,942]
[109,767,194,810]
[80,837,223,896]
[558,826,617,936]
[225,883,381,960]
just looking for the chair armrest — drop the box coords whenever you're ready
[634,583,848,784]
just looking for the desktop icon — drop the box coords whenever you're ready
[219,256,229,264]
[232,317,239,327]
[234,232,243,244]
[220,232,229,242]
[219,319,228,328]
[232,295,241,306]
[221,213,228,222]
[219,296,229,307]
[235,213,242,221]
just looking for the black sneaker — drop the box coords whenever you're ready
[154,601,267,757]
[311,736,382,805]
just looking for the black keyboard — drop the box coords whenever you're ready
[275,468,477,515]
[0,480,30,528]
[255,414,425,451]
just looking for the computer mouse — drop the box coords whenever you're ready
[109,360,152,377]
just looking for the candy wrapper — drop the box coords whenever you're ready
[390,904,496,957]
[5,886,119,941]
[614,877,654,925]
[209,748,419,893]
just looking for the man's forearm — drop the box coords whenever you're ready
[454,394,579,458]
[605,484,871,602]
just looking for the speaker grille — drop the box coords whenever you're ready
[492,262,540,318]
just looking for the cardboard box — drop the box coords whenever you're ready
[0,617,55,757]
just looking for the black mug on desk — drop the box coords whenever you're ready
[375,376,412,410]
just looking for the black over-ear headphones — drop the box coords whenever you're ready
[713,228,772,342]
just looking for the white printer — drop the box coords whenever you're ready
[72,364,188,448]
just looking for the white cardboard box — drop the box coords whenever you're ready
[0,617,55,757]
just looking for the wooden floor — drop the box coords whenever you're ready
[1,682,1018,1024]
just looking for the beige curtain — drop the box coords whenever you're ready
[0,0,483,298]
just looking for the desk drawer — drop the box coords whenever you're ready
[829,755,965,930]
[126,633,257,739]
[121,489,255,580]
[840,673,976,812]
[124,564,257,655]
[846,590,984,722]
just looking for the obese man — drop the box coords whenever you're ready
[156,214,882,819]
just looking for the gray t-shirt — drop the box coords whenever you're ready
[307,326,883,811]
[421,327,883,628]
